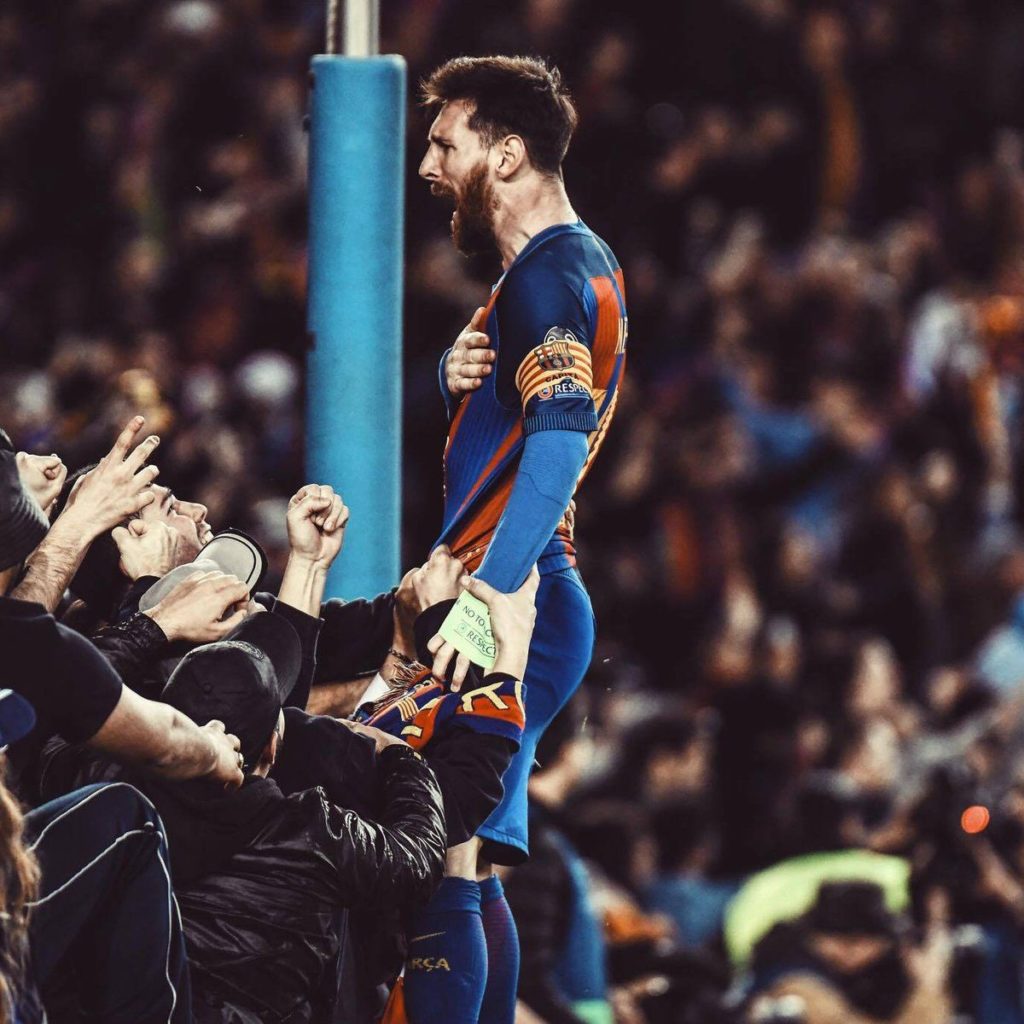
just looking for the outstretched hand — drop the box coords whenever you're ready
[201,719,245,789]
[393,545,465,657]
[427,567,540,690]
[399,545,465,616]
[112,519,186,581]
[334,717,409,754]
[143,570,250,643]
[63,416,161,539]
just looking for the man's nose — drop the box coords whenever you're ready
[418,150,437,180]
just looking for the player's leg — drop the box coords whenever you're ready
[478,567,595,859]
[403,874,488,1024]
[477,567,595,1024]
[479,873,520,1024]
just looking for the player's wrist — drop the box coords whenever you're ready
[391,609,417,660]
[51,505,101,544]
[286,550,331,572]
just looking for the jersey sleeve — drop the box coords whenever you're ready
[495,259,598,435]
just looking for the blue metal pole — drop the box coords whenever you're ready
[307,53,405,599]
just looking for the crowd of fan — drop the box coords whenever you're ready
[6,0,1024,1021]
[0,417,550,1023]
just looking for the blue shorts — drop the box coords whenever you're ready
[478,567,595,865]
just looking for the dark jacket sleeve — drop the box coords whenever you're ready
[115,575,160,621]
[319,744,445,911]
[426,724,516,847]
[314,591,396,684]
[267,599,323,711]
[504,829,588,1024]
[90,612,169,699]
[37,737,122,804]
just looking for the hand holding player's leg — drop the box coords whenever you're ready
[445,307,495,397]
[462,570,539,681]
[428,569,539,691]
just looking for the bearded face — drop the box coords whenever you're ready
[432,161,496,256]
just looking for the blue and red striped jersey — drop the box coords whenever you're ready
[436,220,628,574]
[361,669,526,751]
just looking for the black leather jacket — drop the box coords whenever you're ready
[174,746,444,1023]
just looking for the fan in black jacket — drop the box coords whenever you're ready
[66,519,521,1020]
[86,565,516,849]
[40,609,448,1024]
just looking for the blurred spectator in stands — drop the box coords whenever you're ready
[747,880,953,1024]
[646,799,740,951]
[505,702,612,1024]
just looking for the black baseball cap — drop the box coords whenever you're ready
[0,430,49,573]
[161,611,301,768]
[806,881,898,938]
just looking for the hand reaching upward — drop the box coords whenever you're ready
[427,567,540,689]
[63,416,161,540]
[286,484,349,569]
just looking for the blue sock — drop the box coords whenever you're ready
[479,876,520,1024]
[404,877,487,1024]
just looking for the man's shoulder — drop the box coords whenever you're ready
[501,224,619,304]
[515,222,613,267]
[285,785,362,838]
[281,785,333,823]
[178,788,328,884]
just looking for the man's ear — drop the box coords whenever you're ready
[261,729,280,771]
[495,135,528,180]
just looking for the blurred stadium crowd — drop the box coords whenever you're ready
[6,0,1024,1020]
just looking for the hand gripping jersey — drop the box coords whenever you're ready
[436,221,627,574]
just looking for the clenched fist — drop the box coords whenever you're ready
[16,452,67,515]
[286,484,349,568]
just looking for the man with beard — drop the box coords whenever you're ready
[410,55,628,1024]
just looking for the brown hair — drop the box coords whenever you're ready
[421,55,578,175]
[0,766,39,1023]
